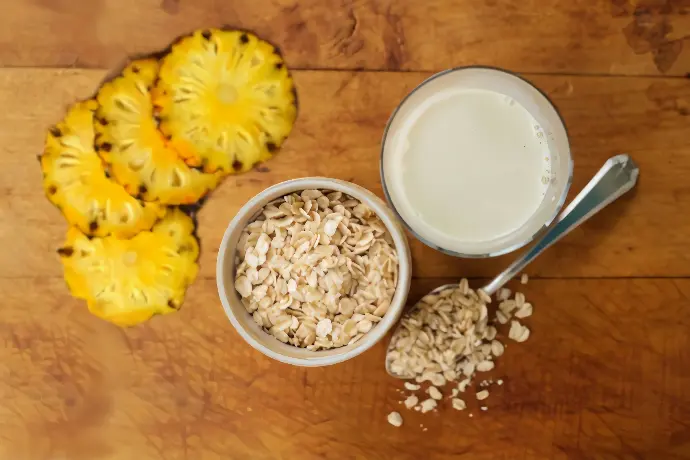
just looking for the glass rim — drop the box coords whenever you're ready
[379,65,574,259]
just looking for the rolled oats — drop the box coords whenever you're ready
[497,288,512,301]
[458,378,471,393]
[235,189,398,350]
[316,318,333,338]
[515,292,526,308]
[515,303,533,319]
[404,395,419,409]
[451,398,467,411]
[420,399,437,413]
[508,321,531,342]
[478,289,492,304]
[387,411,403,427]
[491,340,505,357]
[476,360,495,372]
[495,310,510,325]
[388,280,534,419]
[428,386,443,400]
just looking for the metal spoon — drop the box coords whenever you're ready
[385,154,639,378]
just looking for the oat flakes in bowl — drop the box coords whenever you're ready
[216,178,412,366]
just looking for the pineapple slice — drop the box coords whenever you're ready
[96,59,222,205]
[58,208,199,327]
[40,100,164,237]
[154,28,297,174]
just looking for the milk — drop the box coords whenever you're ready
[382,75,562,256]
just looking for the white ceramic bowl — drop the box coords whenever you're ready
[216,177,412,367]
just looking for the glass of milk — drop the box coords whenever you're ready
[380,66,572,257]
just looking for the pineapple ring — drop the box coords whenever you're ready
[96,59,223,205]
[153,29,298,174]
[40,100,164,237]
[58,208,199,327]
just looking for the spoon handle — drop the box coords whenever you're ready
[482,154,639,295]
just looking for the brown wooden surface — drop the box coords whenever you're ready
[2,1,690,459]
[1,0,690,75]
[4,69,689,279]
[3,278,690,459]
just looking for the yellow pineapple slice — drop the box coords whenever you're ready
[153,28,298,174]
[96,59,222,205]
[58,208,199,327]
[40,100,164,237]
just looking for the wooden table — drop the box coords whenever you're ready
[2,1,690,459]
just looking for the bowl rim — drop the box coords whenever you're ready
[216,177,412,367]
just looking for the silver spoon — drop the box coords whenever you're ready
[386,154,639,378]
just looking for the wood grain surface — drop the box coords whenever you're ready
[2,278,690,459]
[1,0,689,75]
[3,69,689,279]
[2,0,690,459]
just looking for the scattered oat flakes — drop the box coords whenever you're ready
[476,390,490,401]
[387,280,534,419]
[515,303,533,319]
[420,399,437,413]
[428,386,443,400]
[404,395,419,409]
[491,340,505,357]
[476,360,495,372]
[521,273,529,284]
[497,288,512,301]
[451,398,467,410]
[387,411,403,427]
[458,378,471,393]
[386,280,495,386]
[499,299,518,315]
[515,292,526,308]
[508,321,530,342]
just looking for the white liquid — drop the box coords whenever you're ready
[385,88,552,254]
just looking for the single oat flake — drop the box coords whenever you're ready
[420,398,438,413]
[428,386,443,400]
[476,390,489,401]
[509,320,531,342]
[404,395,419,409]
[387,411,403,427]
[451,398,467,411]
